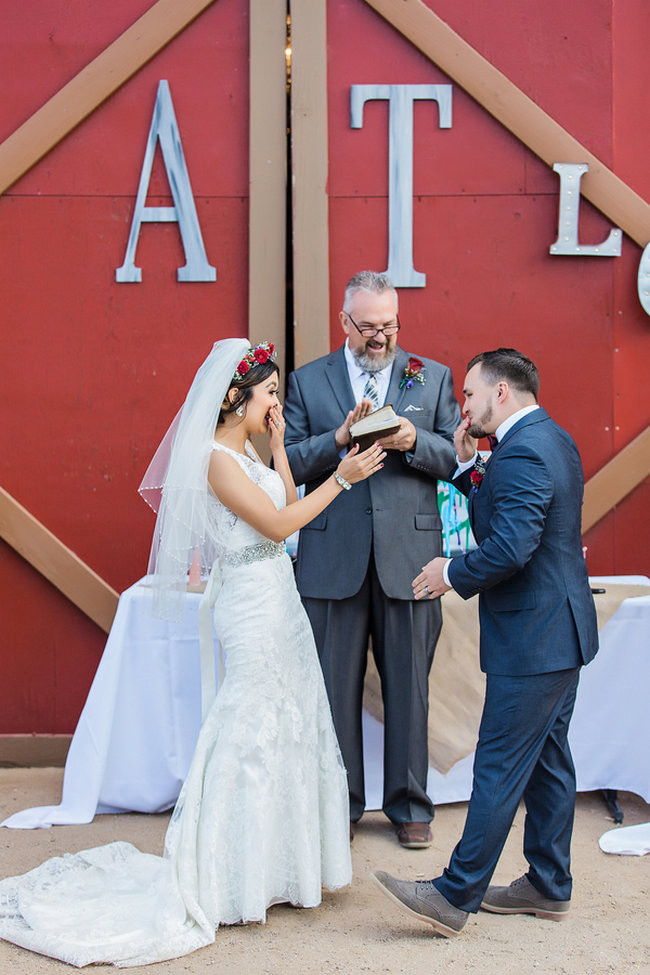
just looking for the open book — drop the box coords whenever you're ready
[349,404,401,451]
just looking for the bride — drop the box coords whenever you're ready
[0,337,385,967]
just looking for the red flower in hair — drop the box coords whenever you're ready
[233,342,277,380]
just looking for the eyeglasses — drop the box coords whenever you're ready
[345,311,401,338]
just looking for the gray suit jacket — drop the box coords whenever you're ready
[449,408,598,676]
[284,345,460,600]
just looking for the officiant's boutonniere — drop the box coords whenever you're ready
[400,357,426,389]
[470,455,487,492]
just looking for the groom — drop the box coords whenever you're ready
[283,271,460,847]
[372,348,598,935]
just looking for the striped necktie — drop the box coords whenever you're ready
[363,373,380,410]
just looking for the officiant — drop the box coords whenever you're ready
[284,271,460,848]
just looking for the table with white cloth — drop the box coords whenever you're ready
[3,576,649,829]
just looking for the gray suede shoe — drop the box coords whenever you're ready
[371,871,468,937]
[481,875,570,920]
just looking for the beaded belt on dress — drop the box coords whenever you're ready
[221,540,285,567]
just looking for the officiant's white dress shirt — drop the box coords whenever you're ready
[343,340,394,406]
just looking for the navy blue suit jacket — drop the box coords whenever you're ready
[449,408,598,676]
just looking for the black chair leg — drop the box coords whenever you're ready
[601,789,624,824]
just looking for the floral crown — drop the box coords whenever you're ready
[233,342,277,380]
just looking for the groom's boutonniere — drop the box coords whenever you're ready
[400,356,426,389]
[470,454,487,492]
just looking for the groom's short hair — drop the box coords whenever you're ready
[468,348,540,400]
[343,271,398,313]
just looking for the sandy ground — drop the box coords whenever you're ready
[0,769,648,975]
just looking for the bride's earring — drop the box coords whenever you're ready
[228,391,244,417]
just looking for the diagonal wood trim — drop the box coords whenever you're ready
[289,0,331,367]
[0,487,119,633]
[363,0,650,247]
[582,427,650,534]
[0,0,217,196]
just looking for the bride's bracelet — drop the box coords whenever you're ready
[334,472,352,491]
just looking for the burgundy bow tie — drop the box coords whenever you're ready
[486,434,498,451]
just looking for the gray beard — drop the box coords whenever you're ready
[352,345,397,374]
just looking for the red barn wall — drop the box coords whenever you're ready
[1,0,250,733]
[327,0,649,575]
[1,0,648,736]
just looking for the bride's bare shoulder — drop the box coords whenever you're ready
[208,445,242,480]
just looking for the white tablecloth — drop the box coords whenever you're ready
[3,581,209,827]
[570,588,650,798]
[3,577,649,829]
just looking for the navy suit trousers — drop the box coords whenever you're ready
[435,667,580,912]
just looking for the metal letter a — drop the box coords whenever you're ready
[116,80,216,283]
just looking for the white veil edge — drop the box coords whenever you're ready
[138,337,251,620]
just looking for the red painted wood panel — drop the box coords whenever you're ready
[0,547,103,734]
[0,0,250,733]
[1,0,648,736]
[604,0,650,573]
[328,0,613,198]
[3,0,249,198]
[327,0,649,578]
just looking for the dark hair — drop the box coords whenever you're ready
[217,359,280,424]
[467,348,539,401]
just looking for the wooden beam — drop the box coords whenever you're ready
[363,0,650,248]
[582,427,650,534]
[0,487,119,633]
[0,735,71,768]
[0,0,217,196]
[289,0,331,367]
[248,0,287,369]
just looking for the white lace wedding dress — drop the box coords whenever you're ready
[0,443,351,967]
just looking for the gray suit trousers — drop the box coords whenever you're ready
[303,551,441,824]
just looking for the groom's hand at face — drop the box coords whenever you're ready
[454,416,478,463]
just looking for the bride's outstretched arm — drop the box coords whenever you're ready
[208,442,385,544]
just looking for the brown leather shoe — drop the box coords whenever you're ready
[350,821,355,841]
[396,822,432,849]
